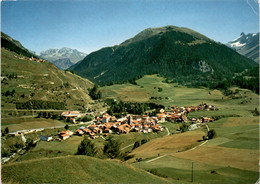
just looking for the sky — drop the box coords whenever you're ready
[1,0,259,54]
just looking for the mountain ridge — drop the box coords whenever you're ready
[1,32,39,58]
[226,32,259,63]
[71,25,256,86]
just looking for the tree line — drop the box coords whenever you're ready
[105,99,164,117]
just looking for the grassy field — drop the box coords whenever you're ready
[101,75,259,184]
[92,129,169,154]
[101,75,258,114]
[2,155,171,184]
[1,48,94,116]
[1,117,65,132]
[128,129,206,160]
[2,75,258,183]
[14,136,84,162]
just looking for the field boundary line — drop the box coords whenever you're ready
[231,128,259,135]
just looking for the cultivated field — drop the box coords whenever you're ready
[101,75,259,184]
[1,117,66,132]
[2,75,258,184]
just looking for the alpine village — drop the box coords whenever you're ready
[1,3,259,184]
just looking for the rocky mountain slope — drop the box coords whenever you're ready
[71,26,257,86]
[38,47,87,70]
[226,32,259,63]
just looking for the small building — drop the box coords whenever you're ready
[202,117,210,123]
[61,111,81,118]
[40,135,53,141]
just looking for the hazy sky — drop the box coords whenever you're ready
[1,0,259,54]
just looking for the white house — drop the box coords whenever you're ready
[40,135,53,141]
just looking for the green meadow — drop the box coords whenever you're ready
[2,75,259,184]
[101,75,259,184]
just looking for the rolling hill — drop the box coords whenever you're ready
[226,32,259,63]
[1,155,170,184]
[71,25,257,86]
[1,33,94,115]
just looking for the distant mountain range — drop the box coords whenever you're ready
[226,32,259,63]
[71,25,256,86]
[38,47,87,70]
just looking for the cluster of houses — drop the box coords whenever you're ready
[156,102,217,123]
[15,55,48,63]
[72,113,165,139]
[38,103,217,141]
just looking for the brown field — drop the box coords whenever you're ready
[2,118,65,132]
[130,130,205,160]
[114,86,151,102]
[173,145,258,171]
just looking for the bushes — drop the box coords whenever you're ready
[81,115,94,122]
[88,85,102,100]
[2,127,9,136]
[179,123,189,133]
[76,137,97,157]
[203,129,216,140]
[103,136,121,159]
[207,129,216,139]
[132,139,149,150]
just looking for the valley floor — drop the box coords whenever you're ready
[1,75,259,184]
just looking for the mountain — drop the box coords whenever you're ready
[38,47,87,70]
[1,32,93,112]
[226,32,259,63]
[1,32,38,58]
[52,58,74,70]
[71,25,257,86]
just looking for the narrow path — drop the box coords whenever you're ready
[120,144,134,151]
[165,128,170,136]
[50,69,64,86]
[206,124,210,131]
[100,135,106,140]
[146,154,167,163]
[189,140,208,151]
